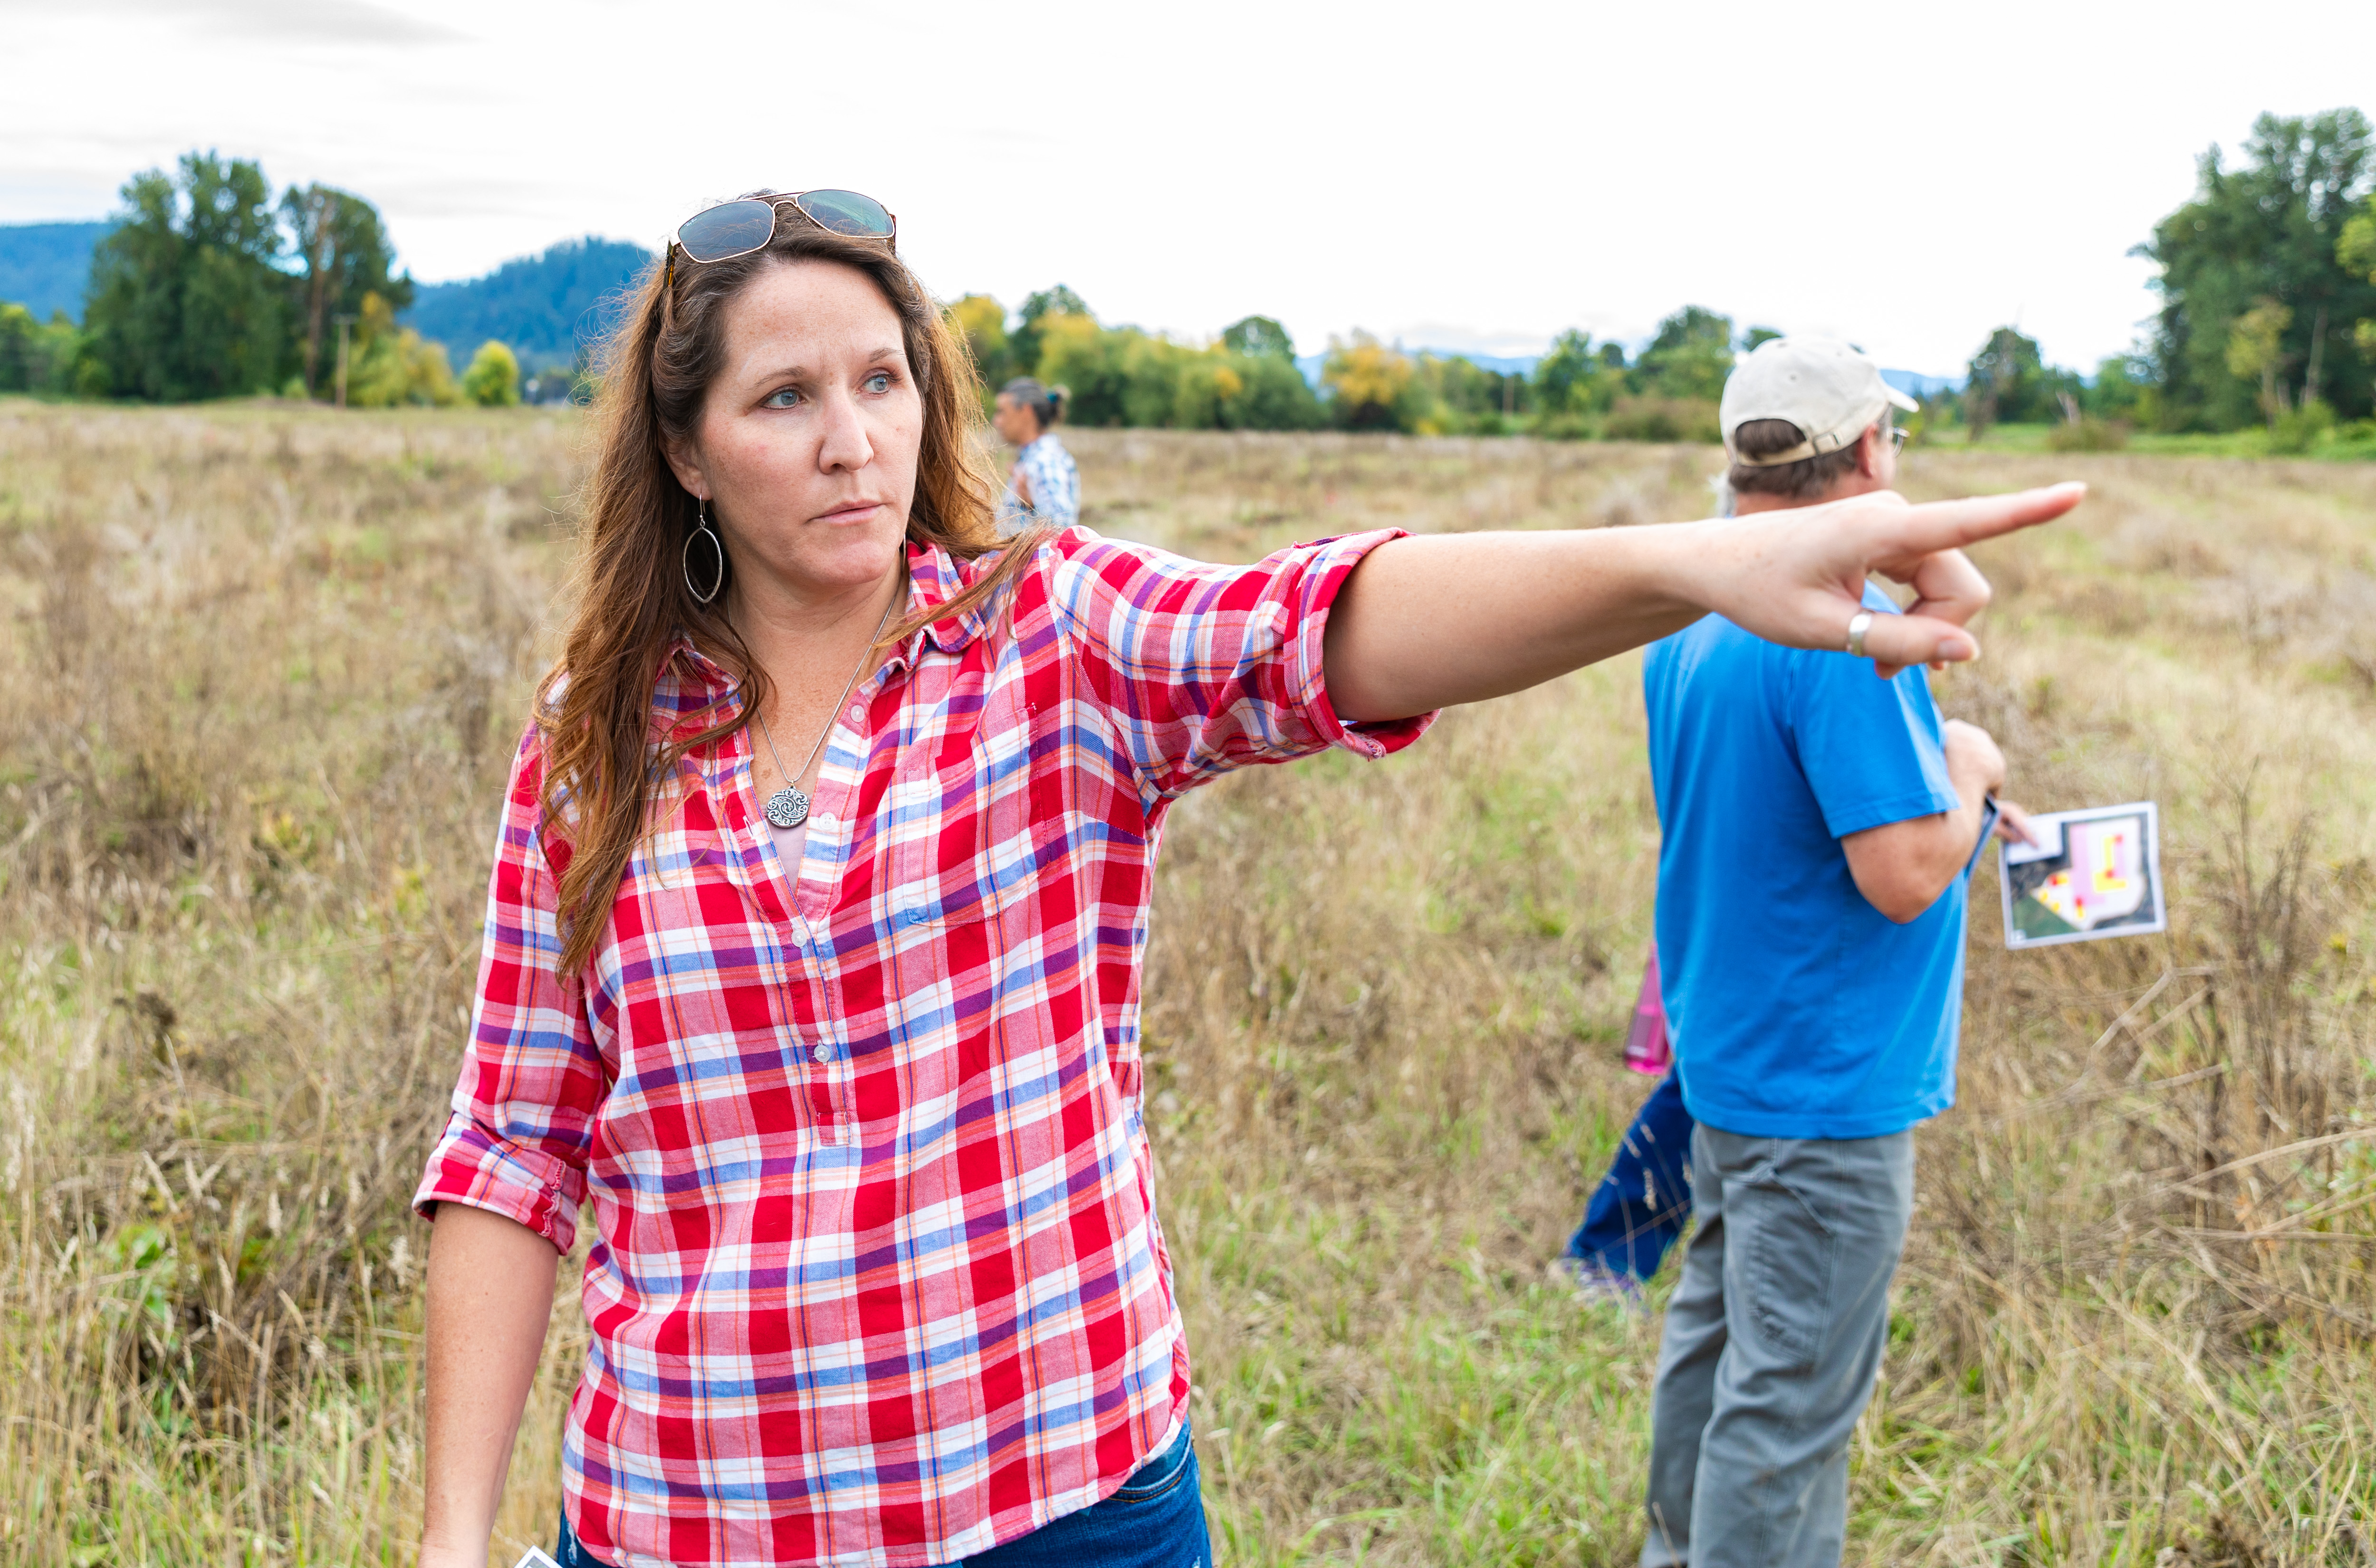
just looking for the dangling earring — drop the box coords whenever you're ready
[684,499,726,604]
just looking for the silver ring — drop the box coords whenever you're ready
[1845,611,1874,658]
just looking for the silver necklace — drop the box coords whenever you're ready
[752,585,901,831]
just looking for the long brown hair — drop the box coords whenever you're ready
[544,207,1040,976]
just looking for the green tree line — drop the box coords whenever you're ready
[950,108,2376,450]
[9,113,2374,452]
[948,287,1770,440]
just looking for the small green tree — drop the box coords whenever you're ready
[2340,199,2376,361]
[1322,333,1428,431]
[1218,315,1295,361]
[461,340,521,407]
[1413,354,1510,432]
[1221,351,1324,429]
[1635,306,1734,401]
[2224,299,2293,431]
[1032,311,1129,426]
[2082,354,2153,421]
[0,302,37,392]
[1010,284,1092,380]
[345,292,460,407]
[1964,326,2074,430]
[282,183,411,398]
[1114,331,1189,428]
[1532,328,1605,419]
[946,294,1012,393]
[0,303,82,394]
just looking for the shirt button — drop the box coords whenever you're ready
[848,703,865,722]
[812,1044,832,1064]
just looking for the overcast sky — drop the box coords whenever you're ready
[4,0,2373,374]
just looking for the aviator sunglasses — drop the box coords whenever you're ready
[669,188,897,268]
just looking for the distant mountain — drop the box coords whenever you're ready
[1883,368,1962,399]
[403,236,654,372]
[0,221,113,322]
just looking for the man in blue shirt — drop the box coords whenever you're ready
[1636,338,2033,1568]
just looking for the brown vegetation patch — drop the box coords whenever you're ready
[1,411,2371,1564]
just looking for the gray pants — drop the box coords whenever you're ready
[1640,1124,1915,1568]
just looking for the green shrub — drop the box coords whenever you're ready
[461,341,521,408]
[344,292,459,408]
[2270,398,2336,454]
[0,302,82,394]
[947,294,1013,398]
[1602,395,1720,443]
[2046,416,2131,452]
[1533,411,1599,442]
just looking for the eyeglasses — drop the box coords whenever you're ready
[1887,426,1910,452]
[670,189,897,266]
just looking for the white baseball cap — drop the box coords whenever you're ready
[1720,336,1918,467]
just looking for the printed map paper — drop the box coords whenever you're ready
[1999,801,2167,949]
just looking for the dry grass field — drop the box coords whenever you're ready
[2,402,2373,1566]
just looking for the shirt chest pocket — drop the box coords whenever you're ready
[984,680,1075,888]
[878,679,1077,1054]
[887,679,1073,916]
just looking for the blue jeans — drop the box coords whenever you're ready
[555,1421,1208,1568]
[1566,1071,1696,1283]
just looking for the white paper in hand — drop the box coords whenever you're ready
[1999,800,2166,949]
[512,1548,564,1568]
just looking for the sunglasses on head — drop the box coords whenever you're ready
[669,189,897,267]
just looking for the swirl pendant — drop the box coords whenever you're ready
[765,786,810,829]
[749,581,900,841]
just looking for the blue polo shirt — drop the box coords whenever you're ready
[1645,584,1965,1140]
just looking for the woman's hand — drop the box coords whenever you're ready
[1695,484,2084,677]
[1323,483,2086,722]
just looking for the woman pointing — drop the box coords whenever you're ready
[413,186,2079,1568]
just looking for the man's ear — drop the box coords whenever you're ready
[1855,423,1884,479]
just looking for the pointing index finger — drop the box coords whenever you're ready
[1881,482,2087,559]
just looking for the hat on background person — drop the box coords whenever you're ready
[1720,337,1920,467]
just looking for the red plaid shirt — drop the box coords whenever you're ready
[416,526,1430,1567]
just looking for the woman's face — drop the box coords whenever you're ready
[667,258,921,602]
[991,393,1039,448]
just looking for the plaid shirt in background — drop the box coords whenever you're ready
[996,433,1079,536]
[415,526,1431,1568]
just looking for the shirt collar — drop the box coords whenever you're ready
[665,537,987,701]
[901,536,988,657]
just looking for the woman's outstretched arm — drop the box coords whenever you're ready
[1321,483,2085,721]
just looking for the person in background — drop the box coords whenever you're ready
[992,375,1078,535]
[1630,337,2038,1568]
[1557,1053,1694,1302]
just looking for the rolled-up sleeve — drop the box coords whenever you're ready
[412,722,604,1254]
[1045,527,1436,798]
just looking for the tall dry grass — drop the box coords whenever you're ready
[0,406,2371,1565]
